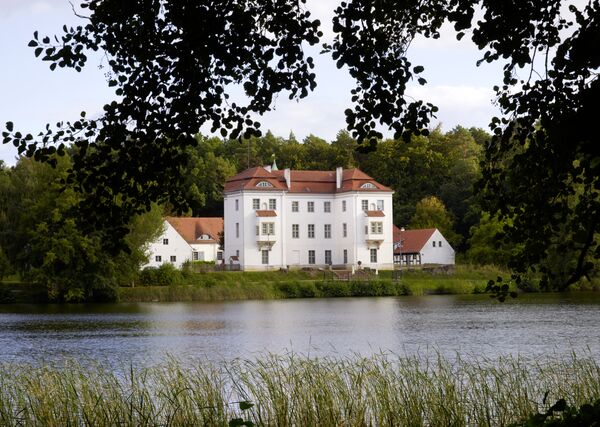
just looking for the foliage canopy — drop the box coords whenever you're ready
[1,0,598,289]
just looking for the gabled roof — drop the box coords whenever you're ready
[165,217,224,244]
[393,226,436,254]
[225,166,392,193]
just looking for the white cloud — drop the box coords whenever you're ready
[30,1,54,15]
[406,84,498,131]
[0,0,58,17]
[407,84,494,110]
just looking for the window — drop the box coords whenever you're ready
[343,223,347,237]
[308,224,315,238]
[193,252,199,261]
[361,182,376,189]
[292,224,299,238]
[325,250,332,265]
[170,255,177,263]
[324,224,331,238]
[307,201,314,212]
[433,241,436,247]
[236,250,239,257]
[235,199,239,211]
[361,200,368,211]
[256,181,273,187]
[292,201,299,212]
[269,199,277,210]
[217,252,223,260]
[377,200,384,211]
[155,255,162,262]
[262,250,269,265]
[163,238,169,245]
[365,225,368,235]
[439,241,442,247]
[343,249,348,264]
[370,222,383,234]
[342,200,346,212]
[324,201,331,212]
[308,250,315,265]
[253,198,260,210]
[262,222,274,235]
[370,249,377,263]
[236,222,239,238]
[256,225,259,236]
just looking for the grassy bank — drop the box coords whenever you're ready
[119,265,509,302]
[4,264,596,304]
[0,353,598,426]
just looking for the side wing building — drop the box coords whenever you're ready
[145,217,224,268]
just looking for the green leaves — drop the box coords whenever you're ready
[239,401,254,411]
[228,401,255,426]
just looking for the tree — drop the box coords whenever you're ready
[3,0,597,289]
[409,196,461,247]
[0,155,163,301]
[0,246,11,280]
[327,1,599,288]
[180,135,237,216]
[2,0,323,250]
[466,213,516,266]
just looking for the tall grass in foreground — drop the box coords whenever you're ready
[0,353,599,426]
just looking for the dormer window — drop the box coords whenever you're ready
[256,181,273,187]
[361,182,376,189]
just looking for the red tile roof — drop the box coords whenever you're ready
[393,226,436,254]
[256,210,277,217]
[225,167,392,193]
[365,210,385,217]
[166,217,224,244]
[224,167,288,192]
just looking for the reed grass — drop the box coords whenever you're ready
[0,352,598,426]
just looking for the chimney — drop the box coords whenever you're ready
[336,166,343,189]
[284,168,291,189]
[264,165,272,172]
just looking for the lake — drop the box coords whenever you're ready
[1,293,600,365]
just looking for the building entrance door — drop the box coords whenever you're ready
[291,250,300,265]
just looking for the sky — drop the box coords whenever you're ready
[0,0,506,166]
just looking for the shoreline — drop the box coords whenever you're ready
[2,265,598,304]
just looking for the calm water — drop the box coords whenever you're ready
[1,294,600,365]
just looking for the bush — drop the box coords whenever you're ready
[278,281,318,298]
[316,281,351,297]
[139,264,183,286]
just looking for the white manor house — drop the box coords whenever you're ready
[224,165,395,271]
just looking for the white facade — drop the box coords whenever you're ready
[420,229,455,265]
[144,221,192,269]
[224,167,394,270]
[144,218,223,269]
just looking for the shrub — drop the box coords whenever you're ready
[139,264,183,286]
[277,281,300,298]
[316,281,351,297]
[297,281,317,298]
